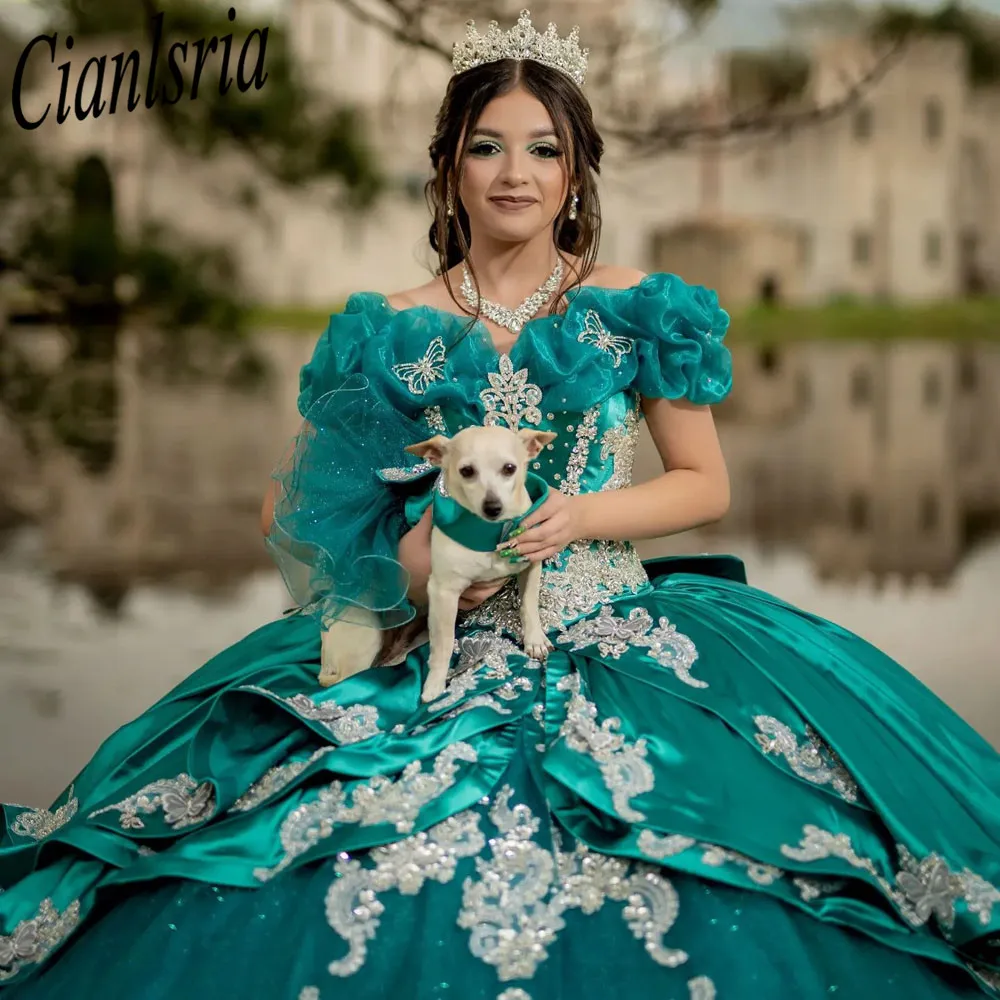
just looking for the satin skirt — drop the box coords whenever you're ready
[2,557,998,998]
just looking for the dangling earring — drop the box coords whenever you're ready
[446,189,454,217]
[568,191,579,221]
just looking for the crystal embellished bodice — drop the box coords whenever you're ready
[382,349,652,638]
[411,372,642,496]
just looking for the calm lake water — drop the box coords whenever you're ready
[1,528,997,807]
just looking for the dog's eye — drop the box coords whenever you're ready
[458,465,476,479]
[500,463,517,476]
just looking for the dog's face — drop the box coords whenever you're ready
[405,426,557,521]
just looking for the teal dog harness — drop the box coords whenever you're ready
[431,471,550,553]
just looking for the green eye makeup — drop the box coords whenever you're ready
[467,137,563,158]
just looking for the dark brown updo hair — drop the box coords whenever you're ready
[425,57,604,317]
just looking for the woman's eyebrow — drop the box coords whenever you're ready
[471,127,559,139]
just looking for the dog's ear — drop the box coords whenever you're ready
[518,429,557,459]
[404,435,450,465]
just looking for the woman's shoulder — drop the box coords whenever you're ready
[382,277,454,313]
[381,262,650,308]
[583,262,648,291]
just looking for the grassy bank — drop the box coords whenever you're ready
[247,298,1000,342]
[730,299,1000,343]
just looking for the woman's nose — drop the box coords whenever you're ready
[498,150,527,185]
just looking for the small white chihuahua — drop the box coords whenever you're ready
[405,425,557,702]
[316,425,556,703]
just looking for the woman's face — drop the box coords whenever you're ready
[457,86,570,246]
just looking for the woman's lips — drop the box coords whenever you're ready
[489,196,537,211]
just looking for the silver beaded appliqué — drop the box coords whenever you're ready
[480,354,543,429]
[556,604,705,689]
[600,399,641,491]
[460,258,564,334]
[238,686,381,745]
[88,774,216,830]
[325,811,486,975]
[253,742,479,881]
[230,745,339,813]
[457,787,688,981]
[754,716,860,804]
[554,672,653,822]
[637,828,837,897]
[559,406,599,495]
[459,540,648,638]
[576,309,633,367]
[391,336,446,394]
[688,976,717,1000]
[9,788,78,841]
[0,899,82,982]
[781,825,1000,934]
[321,786,697,984]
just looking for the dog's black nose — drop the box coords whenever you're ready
[482,500,503,520]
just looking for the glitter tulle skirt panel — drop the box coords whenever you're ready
[1,565,999,998]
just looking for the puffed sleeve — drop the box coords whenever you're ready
[626,272,733,405]
[295,303,375,417]
[267,302,427,633]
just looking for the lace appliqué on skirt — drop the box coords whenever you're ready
[8,788,78,841]
[88,774,216,831]
[253,742,479,882]
[555,672,653,823]
[781,825,1000,935]
[0,899,81,983]
[556,605,705,689]
[754,716,860,804]
[323,785,696,987]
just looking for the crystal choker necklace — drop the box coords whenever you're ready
[459,258,565,334]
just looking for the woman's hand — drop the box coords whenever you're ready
[496,491,582,564]
[398,506,433,606]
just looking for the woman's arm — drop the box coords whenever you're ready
[572,395,730,542]
[508,396,730,563]
[260,480,277,537]
[397,506,433,607]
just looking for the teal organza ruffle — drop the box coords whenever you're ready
[296,272,733,426]
[267,373,430,630]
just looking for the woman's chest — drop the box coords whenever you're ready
[421,390,642,496]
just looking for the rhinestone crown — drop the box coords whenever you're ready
[452,8,589,88]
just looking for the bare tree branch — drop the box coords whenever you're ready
[335,0,452,61]
[604,38,907,156]
[325,0,909,153]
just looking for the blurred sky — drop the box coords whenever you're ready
[677,0,992,53]
[1,0,994,44]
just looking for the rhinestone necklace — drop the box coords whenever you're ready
[459,258,565,334]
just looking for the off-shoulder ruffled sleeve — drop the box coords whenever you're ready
[267,298,429,633]
[623,272,732,405]
[296,298,378,417]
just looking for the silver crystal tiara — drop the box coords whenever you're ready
[452,9,589,88]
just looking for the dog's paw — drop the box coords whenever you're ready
[421,673,448,703]
[523,632,554,662]
[317,665,339,687]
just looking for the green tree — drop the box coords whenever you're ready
[872,3,1000,87]
[0,0,383,477]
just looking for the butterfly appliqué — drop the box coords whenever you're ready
[577,309,632,368]
[391,337,446,394]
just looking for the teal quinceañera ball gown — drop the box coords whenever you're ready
[2,273,999,999]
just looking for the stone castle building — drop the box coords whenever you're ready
[2,4,999,587]
[8,3,1000,306]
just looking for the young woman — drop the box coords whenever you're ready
[2,10,998,999]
